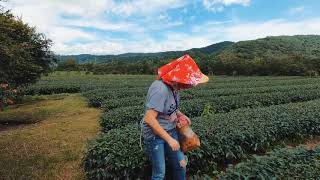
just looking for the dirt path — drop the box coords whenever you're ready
[0,94,101,180]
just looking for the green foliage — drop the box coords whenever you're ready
[82,88,147,108]
[56,58,78,71]
[102,87,320,131]
[99,106,144,132]
[188,100,320,175]
[83,100,320,178]
[23,84,81,95]
[214,35,320,76]
[82,124,149,180]
[100,96,145,110]
[201,102,214,118]
[20,73,320,178]
[57,41,233,64]
[0,11,55,86]
[56,35,320,76]
[218,146,320,179]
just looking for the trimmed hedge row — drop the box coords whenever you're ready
[100,106,144,132]
[83,99,320,179]
[100,96,145,111]
[218,146,320,179]
[100,88,320,132]
[82,124,148,180]
[186,100,320,174]
[198,77,320,90]
[86,84,320,110]
[204,88,320,113]
[84,82,320,110]
[182,83,320,100]
[23,85,81,95]
[82,88,148,107]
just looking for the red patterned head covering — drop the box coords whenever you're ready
[157,54,209,90]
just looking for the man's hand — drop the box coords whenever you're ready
[168,137,180,151]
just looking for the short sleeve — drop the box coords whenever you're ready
[146,84,168,113]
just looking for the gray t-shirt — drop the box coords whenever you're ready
[142,80,180,140]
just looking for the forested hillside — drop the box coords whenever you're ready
[56,35,320,76]
[57,41,233,64]
[212,35,320,75]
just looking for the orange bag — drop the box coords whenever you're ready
[176,115,200,153]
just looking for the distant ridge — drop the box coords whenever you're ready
[56,41,234,63]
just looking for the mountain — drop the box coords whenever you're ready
[56,41,234,64]
[217,35,320,61]
[212,35,320,75]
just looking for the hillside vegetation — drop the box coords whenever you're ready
[57,41,233,64]
[57,35,320,76]
[213,35,320,75]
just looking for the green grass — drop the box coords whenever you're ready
[0,94,68,125]
[0,93,102,180]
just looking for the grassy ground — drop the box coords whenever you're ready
[0,94,68,126]
[0,94,101,180]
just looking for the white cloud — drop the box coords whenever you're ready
[3,0,320,55]
[187,18,320,45]
[110,0,187,16]
[3,0,190,55]
[223,18,320,41]
[38,18,320,55]
[63,19,144,32]
[54,41,125,55]
[203,0,250,12]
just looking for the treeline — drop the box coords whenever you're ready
[56,55,320,76]
[56,35,320,76]
[56,59,166,74]
[57,41,233,64]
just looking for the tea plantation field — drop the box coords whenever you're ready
[25,72,320,179]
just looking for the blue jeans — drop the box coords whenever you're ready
[144,128,186,180]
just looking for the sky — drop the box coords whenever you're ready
[1,0,320,55]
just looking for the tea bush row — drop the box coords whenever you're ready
[218,146,320,179]
[83,100,320,179]
[187,100,320,174]
[198,77,320,90]
[82,88,148,107]
[23,85,81,95]
[84,82,320,110]
[183,83,320,100]
[100,88,320,131]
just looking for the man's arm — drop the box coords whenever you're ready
[144,109,180,151]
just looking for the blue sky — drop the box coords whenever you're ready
[2,0,320,55]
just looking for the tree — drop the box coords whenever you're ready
[0,10,55,86]
[56,58,78,71]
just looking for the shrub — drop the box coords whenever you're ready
[23,84,81,95]
[218,146,320,179]
[100,96,145,110]
[83,100,320,178]
[99,88,320,132]
[100,106,144,132]
[82,124,149,180]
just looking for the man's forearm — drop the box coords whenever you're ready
[145,111,172,142]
